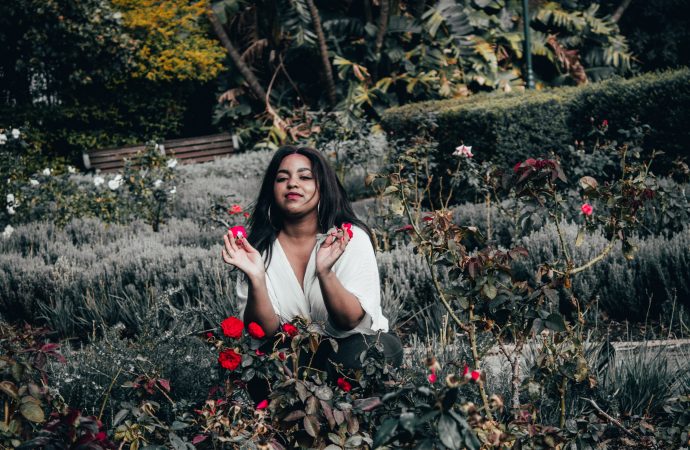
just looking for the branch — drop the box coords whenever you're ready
[581,397,641,439]
[570,239,617,275]
[611,0,632,23]
[206,9,267,101]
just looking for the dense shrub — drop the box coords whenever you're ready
[514,222,690,320]
[382,69,690,169]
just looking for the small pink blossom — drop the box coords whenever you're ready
[602,119,609,127]
[581,203,593,216]
[471,370,481,382]
[453,144,473,158]
[428,367,437,384]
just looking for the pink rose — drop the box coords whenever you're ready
[229,225,247,239]
[453,144,473,158]
[581,203,593,216]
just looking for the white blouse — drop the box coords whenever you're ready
[236,225,389,338]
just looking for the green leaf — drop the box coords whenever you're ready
[482,283,497,299]
[373,418,398,448]
[622,240,638,260]
[544,313,567,332]
[314,385,333,401]
[19,401,44,423]
[437,414,462,449]
[400,412,416,435]
[575,227,585,247]
[303,415,319,438]
[0,381,19,400]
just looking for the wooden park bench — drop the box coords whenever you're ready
[82,132,239,172]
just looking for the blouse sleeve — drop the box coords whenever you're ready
[329,225,389,334]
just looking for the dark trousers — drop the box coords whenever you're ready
[247,331,403,402]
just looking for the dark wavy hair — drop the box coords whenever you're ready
[247,145,373,266]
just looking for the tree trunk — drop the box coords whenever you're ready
[410,0,426,19]
[363,0,373,23]
[206,9,267,101]
[373,0,390,80]
[305,0,338,108]
[611,0,632,23]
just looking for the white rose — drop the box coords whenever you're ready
[166,158,178,169]
[11,129,20,139]
[169,186,177,195]
[6,206,15,215]
[67,166,77,174]
[2,225,14,239]
[0,134,7,145]
[108,174,123,191]
[29,179,39,186]
[42,168,51,176]
[93,176,105,187]
[153,179,163,188]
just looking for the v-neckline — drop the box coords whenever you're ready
[275,237,316,294]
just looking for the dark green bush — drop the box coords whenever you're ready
[382,69,690,169]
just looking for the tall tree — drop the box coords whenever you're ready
[305,0,337,107]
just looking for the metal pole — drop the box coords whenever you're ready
[522,0,535,89]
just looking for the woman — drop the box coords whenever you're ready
[221,145,402,377]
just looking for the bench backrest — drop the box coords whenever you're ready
[83,132,238,172]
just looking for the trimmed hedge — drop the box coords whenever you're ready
[382,69,690,169]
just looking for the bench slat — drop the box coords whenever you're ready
[169,146,234,159]
[167,141,234,154]
[177,153,233,165]
[163,132,233,146]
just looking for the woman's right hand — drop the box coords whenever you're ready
[222,231,265,280]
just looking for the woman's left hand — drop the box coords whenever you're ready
[316,225,350,276]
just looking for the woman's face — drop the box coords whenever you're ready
[273,153,320,218]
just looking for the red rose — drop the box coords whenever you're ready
[218,349,242,371]
[602,119,608,127]
[581,203,593,216]
[247,322,266,339]
[471,370,481,382]
[525,158,537,166]
[278,352,287,361]
[337,377,352,392]
[229,225,247,239]
[281,323,298,337]
[256,399,269,410]
[341,223,354,239]
[228,204,243,215]
[220,317,244,338]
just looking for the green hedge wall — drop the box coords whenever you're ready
[382,69,690,169]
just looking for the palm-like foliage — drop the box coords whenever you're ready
[208,0,635,148]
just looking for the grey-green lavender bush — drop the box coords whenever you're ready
[0,218,236,336]
[47,320,218,424]
[514,222,690,320]
[0,218,441,337]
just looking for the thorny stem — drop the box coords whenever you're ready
[552,211,571,266]
[570,239,617,275]
[98,368,122,421]
[497,337,522,412]
[559,377,567,428]
[469,305,493,420]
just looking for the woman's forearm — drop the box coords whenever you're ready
[317,270,365,330]
[242,273,280,335]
